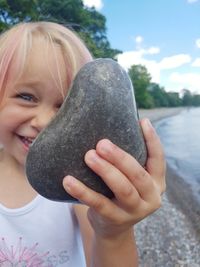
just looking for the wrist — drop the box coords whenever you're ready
[93,227,135,248]
[91,228,138,267]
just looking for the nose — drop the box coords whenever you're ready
[30,107,56,132]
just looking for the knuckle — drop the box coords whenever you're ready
[99,164,113,180]
[156,178,166,195]
[131,195,141,211]
[75,186,87,200]
[91,195,106,212]
[158,150,165,162]
[117,149,127,163]
[153,195,162,210]
[161,180,167,194]
[115,217,126,226]
[117,185,134,199]
[145,194,162,215]
[138,169,149,181]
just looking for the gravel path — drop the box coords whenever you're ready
[135,108,200,267]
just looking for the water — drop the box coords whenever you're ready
[154,107,200,200]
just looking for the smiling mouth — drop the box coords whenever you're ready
[18,135,35,149]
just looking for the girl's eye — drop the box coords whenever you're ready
[16,93,36,102]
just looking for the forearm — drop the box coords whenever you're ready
[90,228,138,267]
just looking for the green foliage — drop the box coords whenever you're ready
[128,64,200,108]
[0,0,121,58]
[180,89,200,106]
[1,1,200,106]
[0,0,38,25]
[128,65,154,108]
[191,94,200,106]
[148,83,169,107]
[181,89,193,106]
[166,92,181,107]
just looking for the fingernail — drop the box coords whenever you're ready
[98,139,113,153]
[64,175,76,188]
[85,150,99,163]
[145,118,153,129]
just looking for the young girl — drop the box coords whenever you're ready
[0,21,166,267]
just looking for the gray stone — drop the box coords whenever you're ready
[26,58,147,202]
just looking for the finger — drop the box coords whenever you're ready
[63,175,147,226]
[96,139,145,180]
[63,175,120,216]
[84,149,150,209]
[95,139,162,201]
[140,118,166,193]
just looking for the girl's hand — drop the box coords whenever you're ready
[63,118,166,238]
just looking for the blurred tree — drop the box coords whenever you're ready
[191,94,200,106]
[166,92,181,107]
[128,64,154,108]
[181,89,193,106]
[0,0,38,29]
[148,83,169,107]
[0,0,121,58]
[1,1,199,106]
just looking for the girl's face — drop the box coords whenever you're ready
[0,38,67,167]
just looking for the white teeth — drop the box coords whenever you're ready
[20,136,34,146]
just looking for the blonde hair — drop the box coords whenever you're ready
[0,21,92,100]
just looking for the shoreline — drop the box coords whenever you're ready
[139,106,200,228]
[135,107,200,266]
[138,107,184,123]
[166,164,200,238]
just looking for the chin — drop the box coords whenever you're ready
[14,153,27,169]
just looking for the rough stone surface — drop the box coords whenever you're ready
[26,58,147,202]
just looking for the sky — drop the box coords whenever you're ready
[83,0,200,94]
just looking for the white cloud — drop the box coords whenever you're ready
[140,59,160,84]
[116,35,200,93]
[169,72,200,93]
[117,47,190,85]
[192,58,200,66]
[159,54,191,69]
[117,46,160,69]
[117,48,160,83]
[135,36,143,44]
[83,0,103,10]
[117,51,143,70]
[146,47,160,55]
[195,38,200,48]
[187,0,198,3]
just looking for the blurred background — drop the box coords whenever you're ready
[1,1,200,266]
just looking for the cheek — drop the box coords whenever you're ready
[0,104,28,132]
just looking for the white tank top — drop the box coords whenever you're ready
[0,195,86,266]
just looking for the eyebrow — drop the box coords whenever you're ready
[15,80,43,88]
